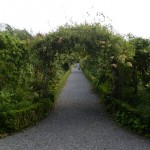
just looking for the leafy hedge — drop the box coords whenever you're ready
[1,23,149,137]
[82,67,150,137]
[52,67,73,101]
[0,100,53,132]
[0,26,73,135]
[107,99,150,136]
[0,68,72,134]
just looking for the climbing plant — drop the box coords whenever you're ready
[0,22,149,135]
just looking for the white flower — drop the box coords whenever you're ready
[126,62,132,67]
[118,54,127,63]
[110,56,114,59]
[99,41,106,45]
[112,64,117,68]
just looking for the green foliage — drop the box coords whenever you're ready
[79,25,149,136]
[0,66,71,133]
[0,100,53,132]
[83,67,149,136]
[0,32,30,89]
[110,100,150,136]
[1,24,33,40]
[0,22,149,136]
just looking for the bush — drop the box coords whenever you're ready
[0,100,53,132]
[108,100,150,136]
[82,67,150,137]
[0,66,72,133]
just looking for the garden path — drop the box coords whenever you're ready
[0,67,149,150]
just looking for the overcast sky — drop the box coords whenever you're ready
[0,0,150,38]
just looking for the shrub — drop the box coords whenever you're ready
[0,100,53,132]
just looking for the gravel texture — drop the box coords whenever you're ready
[0,67,150,150]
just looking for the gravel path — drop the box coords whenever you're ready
[0,67,149,150]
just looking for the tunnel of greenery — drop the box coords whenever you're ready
[0,23,150,136]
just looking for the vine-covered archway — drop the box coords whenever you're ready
[33,23,149,100]
[0,23,149,135]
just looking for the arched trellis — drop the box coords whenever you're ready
[32,24,116,98]
[0,23,149,135]
[0,22,149,136]
[32,23,150,103]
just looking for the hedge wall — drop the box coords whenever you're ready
[0,68,72,134]
[82,67,150,137]
[0,100,53,132]
[106,99,150,136]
